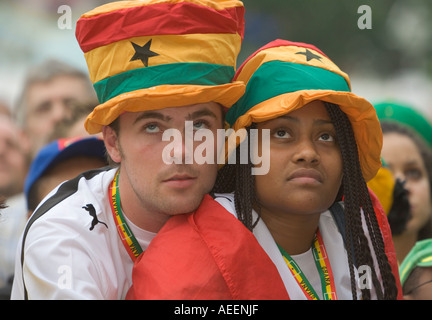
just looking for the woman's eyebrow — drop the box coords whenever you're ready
[314,119,334,126]
[278,114,298,122]
[278,115,333,125]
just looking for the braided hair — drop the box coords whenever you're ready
[212,102,398,299]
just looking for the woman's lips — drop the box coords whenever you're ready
[287,168,323,184]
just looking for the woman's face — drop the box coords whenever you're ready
[382,132,432,234]
[254,100,343,217]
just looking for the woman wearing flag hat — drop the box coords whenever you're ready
[213,39,402,299]
[128,40,402,300]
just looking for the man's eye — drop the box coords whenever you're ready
[193,121,208,130]
[35,102,52,114]
[145,123,160,133]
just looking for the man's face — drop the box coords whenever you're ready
[104,102,223,230]
[24,75,93,155]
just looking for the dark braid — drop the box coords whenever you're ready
[324,103,361,298]
[213,125,258,231]
[212,103,399,299]
[324,102,398,299]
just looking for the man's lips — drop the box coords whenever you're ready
[162,174,197,188]
[164,174,195,181]
[287,168,323,184]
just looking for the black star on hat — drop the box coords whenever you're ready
[130,39,159,67]
[295,49,322,62]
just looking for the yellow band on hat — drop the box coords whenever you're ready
[85,33,241,83]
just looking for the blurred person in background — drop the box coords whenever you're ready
[14,59,97,157]
[24,101,105,219]
[399,239,432,299]
[0,114,30,299]
[24,136,108,218]
[4,105,106,299]
[375,102,432,263]
[47,101,99,141]
[0,100,11,117]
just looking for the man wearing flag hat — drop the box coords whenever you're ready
[11,0,245,299]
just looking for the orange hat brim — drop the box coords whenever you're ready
[85,81,245,134]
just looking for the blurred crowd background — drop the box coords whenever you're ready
[0,0,431,121]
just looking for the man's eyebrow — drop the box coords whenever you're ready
[133,111,172,124]
[186,108,218,120]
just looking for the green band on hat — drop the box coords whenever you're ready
[94,62,235,104]
[226,61,350,126]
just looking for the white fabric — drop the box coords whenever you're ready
[11,168,156,300]
[290,248,322,299]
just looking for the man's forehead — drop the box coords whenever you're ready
[127,102,222,122]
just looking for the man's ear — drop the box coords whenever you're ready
[102,125,122,163]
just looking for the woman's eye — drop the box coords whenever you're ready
[274,129,290,139]
[145,123,160,133]
[318,133,335,142]
[405,168,422,181]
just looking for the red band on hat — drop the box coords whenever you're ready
[76,2,245,53]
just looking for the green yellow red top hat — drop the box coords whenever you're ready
[75,0,245,134]
[226,39,382,182]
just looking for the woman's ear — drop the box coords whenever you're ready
[102,125,122,164]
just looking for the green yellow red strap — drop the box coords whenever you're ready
[278,229,337,300]
[109,170,143,261]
